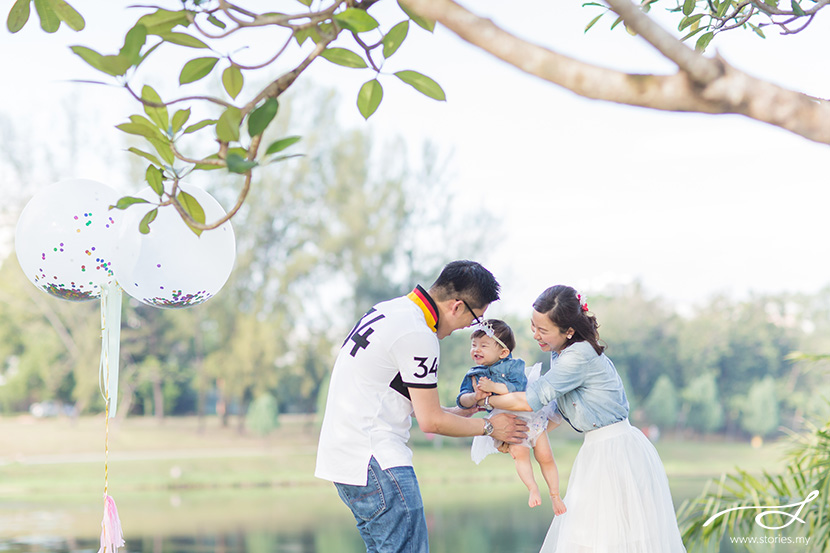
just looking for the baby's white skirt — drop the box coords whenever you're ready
[540,419,686,553]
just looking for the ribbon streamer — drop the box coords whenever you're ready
[98,282,122,418]
[98,493,125,553]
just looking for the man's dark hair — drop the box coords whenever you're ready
[429,260,500,308]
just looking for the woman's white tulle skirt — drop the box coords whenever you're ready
[540,419,686,553]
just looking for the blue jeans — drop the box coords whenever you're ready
[334,457,429,553]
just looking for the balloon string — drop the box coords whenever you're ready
[104,396,110,498]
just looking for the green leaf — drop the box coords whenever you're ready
[585,13,603,32]
[680,25,706,41]
[226,153,258,174]
[171,108,191,134]
[265,136,301,155]
[382,21,408,58]
[183,119,216,134]
[267,153,304,164]
[717,0,731,16]
[394,70,445,101]
[222,64,244,99]
[137,8,190,35]
[320,47,367,68]
[33,0,58,32]
[158,31,208,49]
[216,106,242,143]
[247,98,279,137]
[147,137,175,165]
[119,23,147,64]
[47,0,83,31]
[145,165,164,196]
[142,85,168,131]
[683,0,696,15]
[177,190,205,236]
[180,56,219,84]
[695,31,714,51]
[357,79,383,119]
[110,196,150,210]
[116,122,163,141]
[138,207,158,234]
[397,0,435,32]
[296,0,312,6]
[333,8,379,33]
[679,13,705,30]
[70,46,131,76]
[7,0,31,33]
[610,15,623,30]
[194,163,224,171]
[791,0,805,15]
[748,22,766,37]
[206,14,226,29]
[126,147,161,166]
[226,147,248,158]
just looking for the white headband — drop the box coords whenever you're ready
[474,320,508,350]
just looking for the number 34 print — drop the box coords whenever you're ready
[413,356,437,378]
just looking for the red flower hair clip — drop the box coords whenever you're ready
[577,293,589,312]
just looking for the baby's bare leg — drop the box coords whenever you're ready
[509,444,541,508]
[533,432,567,515]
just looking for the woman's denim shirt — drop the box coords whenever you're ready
[456,354,527,408]
[526,341,628,432]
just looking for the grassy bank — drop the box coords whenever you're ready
[1,414,790,498]
[0,414,794,540]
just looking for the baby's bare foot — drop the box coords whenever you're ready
[529,488,542,508]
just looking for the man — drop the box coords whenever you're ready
[315,260,528,553]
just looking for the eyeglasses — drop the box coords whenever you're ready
[459,298,484,327]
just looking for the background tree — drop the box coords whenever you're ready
[643,374,680,429]
[736,375,780,438]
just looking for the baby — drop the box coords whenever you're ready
[456,319,566,514]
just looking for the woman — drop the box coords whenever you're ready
[481,285,686,552]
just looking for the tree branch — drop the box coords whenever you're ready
[603,0,721,84]
[401,0,830,145]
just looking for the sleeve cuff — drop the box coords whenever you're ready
[526,382,544,412]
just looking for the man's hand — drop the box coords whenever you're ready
[489,413,528,444]
[443,404,480,417]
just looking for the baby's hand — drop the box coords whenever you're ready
[477,377,497,393]
[472,377,491,402]
[551,494,567,516]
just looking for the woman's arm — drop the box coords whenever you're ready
[487,391,533,412]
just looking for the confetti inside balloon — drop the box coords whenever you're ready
[114,185,236,309]
[15,179,121,301]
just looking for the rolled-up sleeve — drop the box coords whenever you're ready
[503,367,527,393]
[527,349,586,412]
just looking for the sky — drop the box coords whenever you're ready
[2,0,830,316]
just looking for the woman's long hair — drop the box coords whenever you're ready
[533,285,604,355]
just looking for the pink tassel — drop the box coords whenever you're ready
[98,494,125,553]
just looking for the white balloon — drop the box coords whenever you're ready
[15,179,121,301]
[114,185,236,309]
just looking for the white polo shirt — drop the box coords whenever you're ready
[315,286,440,486]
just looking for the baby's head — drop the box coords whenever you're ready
[470,319,515,366]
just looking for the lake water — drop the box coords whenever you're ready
[0,484,581,553]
